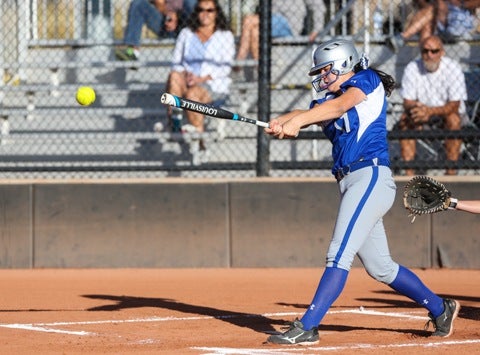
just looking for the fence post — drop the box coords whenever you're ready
[0,2,4,87]
[17,0,29,81]
[256,0,271,177]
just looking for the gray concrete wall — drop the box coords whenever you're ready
[0,178,478,269]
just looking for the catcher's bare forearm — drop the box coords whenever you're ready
[454,200,480,214]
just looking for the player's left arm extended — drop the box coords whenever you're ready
[266,109,306,137]
[274,87,365,139]
[455,200,480,214]
[304,87,365,126]
[290,87,366,128]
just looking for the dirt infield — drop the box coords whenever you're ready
[0,268,478,354]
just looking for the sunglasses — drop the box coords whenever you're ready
[198,7,216,13]
[421,48,441,54]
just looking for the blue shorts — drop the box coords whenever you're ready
[271,14,293,38]
[436,4,474,40]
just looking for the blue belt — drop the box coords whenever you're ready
[334,158,389,182]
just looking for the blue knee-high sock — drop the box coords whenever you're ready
[389,265,444,317]
[300,267,349,330]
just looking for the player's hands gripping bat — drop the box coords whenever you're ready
[403,175,458,222]
[161,93,269,128]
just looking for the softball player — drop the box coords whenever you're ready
[265,38,460,345]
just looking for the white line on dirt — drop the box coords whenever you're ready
[193,339,480,354]
[0,308,428,336]
[0,324,93,336]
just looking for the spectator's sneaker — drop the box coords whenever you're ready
[171,119,182,133]
[115,47,139,61]
[267,319,319,345]
[153,121,165,132]
[170,108,184,133]
[386,34,404,53]
[425,298,460,337]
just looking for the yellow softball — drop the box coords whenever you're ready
[76,86,96,106]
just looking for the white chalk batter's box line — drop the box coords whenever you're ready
[194,339,480,355]
[0,308,478,353]
[0,308,429,336]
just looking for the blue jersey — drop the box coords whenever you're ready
[309,69,390,174]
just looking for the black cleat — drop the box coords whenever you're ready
[267,319,319,345]
[426,298,460,337]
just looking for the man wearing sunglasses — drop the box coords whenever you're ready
[398,35,468,176]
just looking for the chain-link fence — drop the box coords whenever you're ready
[1,0,480,179]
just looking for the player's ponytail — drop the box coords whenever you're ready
[353,55,395,97]
[374,69,395,97]
[353,59,395,97]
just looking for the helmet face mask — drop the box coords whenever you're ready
[311,63,339,92]
[309,38,360,92]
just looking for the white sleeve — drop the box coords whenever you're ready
[446,60,468,102]
[400,61,419,101]
[171,29,188,72]
[208,31,235,80]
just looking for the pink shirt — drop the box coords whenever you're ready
[166,0,183,12]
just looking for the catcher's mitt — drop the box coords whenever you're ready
[403,176,457,222]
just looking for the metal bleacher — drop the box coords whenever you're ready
[0,33,318,173]
[0,0,319,176]
[1,0,480,177]
[0,42,261,170]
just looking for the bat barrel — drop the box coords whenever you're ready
[161,92,269,128]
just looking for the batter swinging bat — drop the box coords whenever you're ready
[161,93,270,128]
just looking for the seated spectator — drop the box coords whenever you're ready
[235,0,327,62]
[388,0,480,52]
[183,0,198,17]
[166,0,234,137]
[398,35,468,176]
[116,0,185,61]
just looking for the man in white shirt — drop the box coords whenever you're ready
[399,35,467,176]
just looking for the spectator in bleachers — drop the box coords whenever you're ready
[387,0,480,52]
[116,0,187,61]
[183,0,198,17]
[235,0,327,63]
[398,35,467,176]
[166,0,234,137]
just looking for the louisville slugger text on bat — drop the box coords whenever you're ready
[161,93,269,128]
